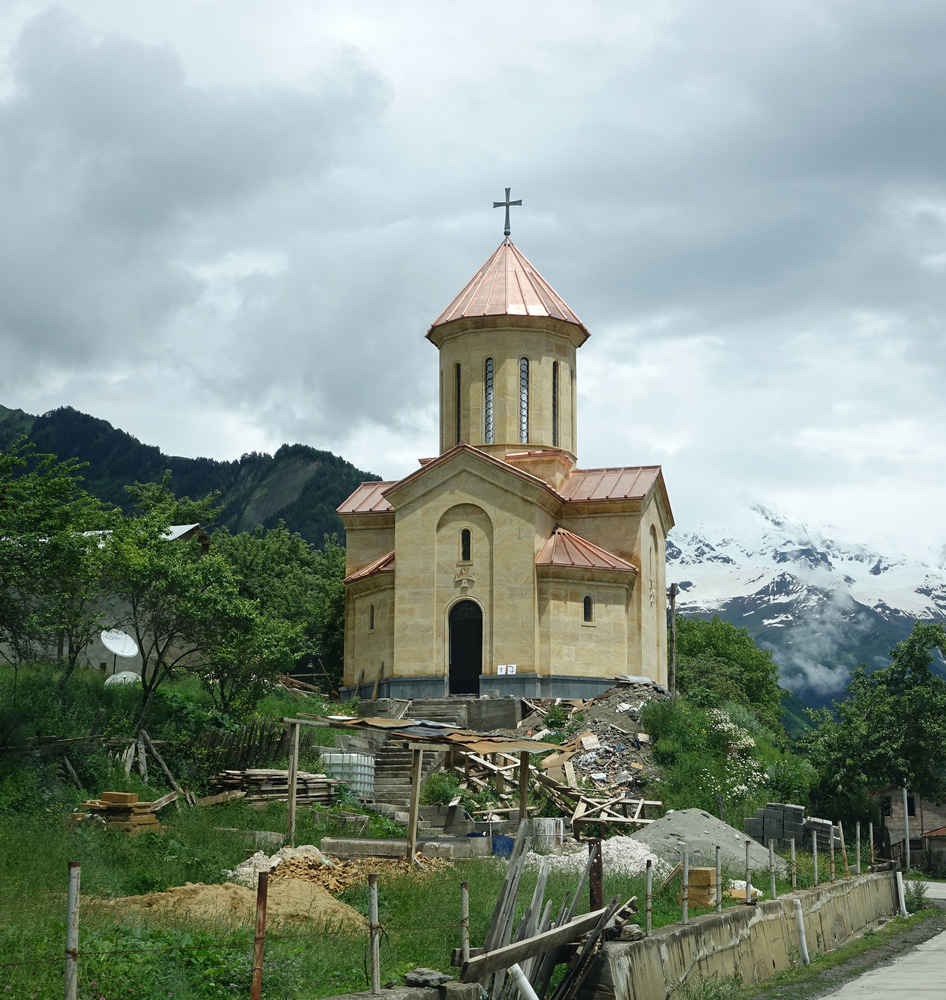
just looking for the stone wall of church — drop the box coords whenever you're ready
[536,575,632,677]
[342,519,394,577]
[435,322,578,460]
[343,578,394,687]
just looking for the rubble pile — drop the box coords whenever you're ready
[225,844,452,892]
[522,835,671,879]
[519,679,668,792]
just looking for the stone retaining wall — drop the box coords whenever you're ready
[580,872,899,1000]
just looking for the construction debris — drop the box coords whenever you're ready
[70,790,177,835]
[226,844,452,892]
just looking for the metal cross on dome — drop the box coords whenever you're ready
[493,187,522,237]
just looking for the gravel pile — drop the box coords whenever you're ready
[630,809,788,875]
[523,836,671,879]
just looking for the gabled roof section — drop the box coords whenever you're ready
[344,550,395,583]
[337,481,396,515]
[560,466,662,502]
[428,238,589,337]
[536,527,638,573]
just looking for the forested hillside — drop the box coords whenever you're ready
[0,404,380,545]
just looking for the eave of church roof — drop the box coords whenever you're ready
[344,550,395,583]
[337,481,397,515]
[427,238,589,338]
[536,527,638,573]
[560,466,662,502]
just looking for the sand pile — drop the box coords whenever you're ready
[631,809,788,875]
[100,879,366,930]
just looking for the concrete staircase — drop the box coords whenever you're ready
[371,742,444,812]
[403,699,467,727]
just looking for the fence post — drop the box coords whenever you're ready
[286,721,300,846]
[869,822,875,867]
[856,821,861,874]
[769,839,777,900]
[460,881,470,962]
[790,837,797,891]
[250,871,268,1000]
[829,825,836,881]
[65,861,80,1000]
[715,845,722,913]
[645,859,652,935]
[813,834,819,887]
[682,853,689,925]
[588,838,603,912]
[903,788,912,871]
[838,821,850,877]
[745,842,751,903]
[369,873,381,994]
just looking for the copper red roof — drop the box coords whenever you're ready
[344,550,395,583]
[428,238,588,335]
[336,481,396,515]
[536,527,638,573]
[560,466,662,502]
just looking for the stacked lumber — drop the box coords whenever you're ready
[209,769,340,805]
[71,790,176,835]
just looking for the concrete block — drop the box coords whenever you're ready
[440,983,486,1000]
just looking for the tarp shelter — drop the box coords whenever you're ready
[282,715,562,858]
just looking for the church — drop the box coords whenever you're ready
[338,199,673,700]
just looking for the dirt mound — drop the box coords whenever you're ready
[101,879,366,931]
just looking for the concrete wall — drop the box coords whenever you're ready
[580,872,899,1000]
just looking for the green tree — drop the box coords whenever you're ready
[805,621,946,821]
[107,474,228,728]
[212,525,346,691]
[673,615,784,728]
[0,439,117,688]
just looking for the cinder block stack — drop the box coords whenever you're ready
[743,802,840,852]
[71,791,161,835]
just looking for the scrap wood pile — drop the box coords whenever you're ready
[445,738,661,834]
[455,820,638,1000]
[208,769,340,804]
[70,790,178,835]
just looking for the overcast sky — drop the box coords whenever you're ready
[2,1,945,562]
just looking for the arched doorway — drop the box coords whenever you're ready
[449,600,482,695]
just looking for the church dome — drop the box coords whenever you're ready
[427,238,589,341]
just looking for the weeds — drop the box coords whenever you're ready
[672,972,743,1000]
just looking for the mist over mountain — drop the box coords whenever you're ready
[668,505,946,707]
[0,404,379,546]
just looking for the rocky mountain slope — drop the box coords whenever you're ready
[668,505,946,706]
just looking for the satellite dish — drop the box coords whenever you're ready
[101,630,138,657]
[105,671,141,687]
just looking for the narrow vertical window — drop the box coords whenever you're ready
[583,595,594,623]
[519,358,529,444]
[369,603,375,630]
[552,361,559,448]
[455,363,461,446]
[484,357,494,444]
[460,528,471,562]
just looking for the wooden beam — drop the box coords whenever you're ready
[518,751,529,826]
[286,721,300,846]
[406,746,423,861]
[459,906,610,980]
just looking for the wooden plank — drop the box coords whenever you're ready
[406,746,423,862]
[460,907,610,980]
[148,791,179,812]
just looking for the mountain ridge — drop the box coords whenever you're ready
[669,504,946,706]
[0,403,380,546]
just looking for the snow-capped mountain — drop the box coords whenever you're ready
[667,505,946,706]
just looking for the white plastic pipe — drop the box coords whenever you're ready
[792,898,810,965]
[508,962,540,1000]
[896,871,909,918]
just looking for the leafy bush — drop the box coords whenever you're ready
[904,878,929,913]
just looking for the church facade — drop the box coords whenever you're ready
[338,233,673,700]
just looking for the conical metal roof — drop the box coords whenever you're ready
[428,238,588,336]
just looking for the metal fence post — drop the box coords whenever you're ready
[65,861,80,1000]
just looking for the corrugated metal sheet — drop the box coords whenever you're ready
[311,716,561,752]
